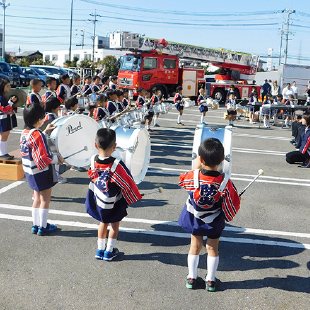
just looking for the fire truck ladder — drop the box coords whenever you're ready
[110,31,260,73]
[140,37,259,72]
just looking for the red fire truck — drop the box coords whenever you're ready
[110,31,260,102]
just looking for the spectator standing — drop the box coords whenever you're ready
[271,80,281,100]
[291,81,298,99]
[261,79,271,102]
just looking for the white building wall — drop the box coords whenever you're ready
[43,48,127,67]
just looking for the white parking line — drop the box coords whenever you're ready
[152,143,287,156]
[0,181,25,195]
[0,212,309,250]
[1,203,310,239]
[147,166,310,186]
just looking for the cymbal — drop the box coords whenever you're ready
[4,89,27,109]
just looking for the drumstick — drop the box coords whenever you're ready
[45,90,57,101]
[141,187,164,197]
[64,146,88,160]
[239,169,264,197]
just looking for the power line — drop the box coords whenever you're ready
[78,1,281,17]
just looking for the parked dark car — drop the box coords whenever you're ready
[9,64,29,87]
[0,70,11,82]
[0,62,18,87]
[21,67,46,86]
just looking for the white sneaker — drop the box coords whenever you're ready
[58,176,67,184]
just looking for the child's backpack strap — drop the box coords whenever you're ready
[194,169,200,189]
[90,154,97,170]
[27,128,38,140]
[110,158,120,174]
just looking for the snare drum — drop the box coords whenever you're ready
[48,114,100,167]
[192,126,233,190]
[153,104,163,114]
[117,114,133,127]
[88,93,97,108]
[111,125,151,184]
[184,99,195,108]
[78,97,88,110]
[58,106,67,117]
[98,118,111,129]
[128,109,140,123]
[161,102,172,114]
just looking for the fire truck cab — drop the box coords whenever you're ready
[118,51,205,98]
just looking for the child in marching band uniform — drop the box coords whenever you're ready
[57,74,71,103]
[43,97,67,184]
[94,94,109,122]
[178,138,240,291]
[92,75,101,93]
[86,128,142,261]
[197,88,208,125]
[248,91,259,124]
[109,76,118,90]
[144,90,154,132]
[262,93,273,129]
[44,97,61,123]
[26,79,43,106]
[20,103,65,235]
[70,74,81,97]
[106,89,118,116]
[122,88,130,108]
[71,74,84,114]
[175,86,185,125]
[42,77,57,103]
[152,88,161,128]
[101,76,110,93]
[64,97,78,115]
[225,93,237,126]
[0,77,17,160]
[284,94,295,128]
[82,75,93,97]
[115,89,128,112]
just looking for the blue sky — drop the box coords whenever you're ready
[3,0,310,66]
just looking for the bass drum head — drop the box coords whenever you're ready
[51,115,100,167]
[191,126,232,177]
[111,126,150,184]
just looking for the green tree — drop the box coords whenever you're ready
[97,55,119,76]
[65,56,79,68]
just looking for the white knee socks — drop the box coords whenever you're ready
[0,141,7,156]
[106,238,117,252]
[187,254,199,279]
[200,115,205,123]
[97,238,107,250]
[178,115,182,123]
[206,255,219,282]
[39,209,49,228]
[154,116,158,125]
[32,208,40,226]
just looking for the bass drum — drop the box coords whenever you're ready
[191,125,233,190]
[111,125,151,184]
[48,114,100,167]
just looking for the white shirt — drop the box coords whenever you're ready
[291,85,298,94]
[282,87,294,100]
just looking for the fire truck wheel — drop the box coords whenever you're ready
[213,88,225,104]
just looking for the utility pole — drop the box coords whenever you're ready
[89,11,98,62]
[278,21,284,66]
[69,0,74,62]
[283,9,295,65]
[81,30,85,49]
[0,0,10,62]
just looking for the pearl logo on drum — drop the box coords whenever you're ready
[66,121,83,136]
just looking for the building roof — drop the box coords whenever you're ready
[16,50,43,58]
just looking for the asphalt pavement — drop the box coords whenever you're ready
[0,101,309,310]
